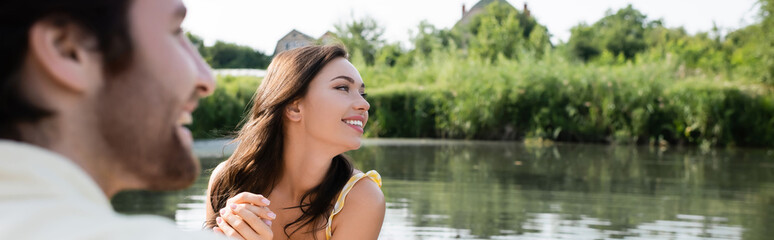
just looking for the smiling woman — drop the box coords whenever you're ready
[205,45,385,240]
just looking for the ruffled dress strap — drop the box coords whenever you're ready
[325,170,382,239]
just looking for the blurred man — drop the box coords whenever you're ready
[0,0,226,238]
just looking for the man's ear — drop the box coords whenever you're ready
[285,100,303,122]
[28,19,101,94]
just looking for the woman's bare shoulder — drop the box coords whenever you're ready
[204,161,228,221]
[346,169,382,203]
[329,170,385,238]
[208,161,228,186]
[347,175,384,207]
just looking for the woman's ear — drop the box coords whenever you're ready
[285,100,302,122]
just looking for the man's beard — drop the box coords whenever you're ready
[96,70,199,191]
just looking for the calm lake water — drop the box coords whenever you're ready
[113,139,774,240]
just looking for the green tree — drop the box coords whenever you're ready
[567,5,651,62]
[185,32,272,69]
[334,16,386,65]
[374,43,408,67]
[725,24,765,77]
[759,0,774,83]
[469,5,523,61]
[206,41,271,69]
[410,20,459,57]
[461,1,550,61]
[567,23,600,61]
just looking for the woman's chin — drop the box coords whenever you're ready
[342,138,363,151]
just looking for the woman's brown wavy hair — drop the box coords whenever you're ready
[205,45,354,239]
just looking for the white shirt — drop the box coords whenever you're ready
[0,140,224,240]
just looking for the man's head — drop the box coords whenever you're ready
[0,0,215,195]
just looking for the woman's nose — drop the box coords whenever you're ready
[354,94,370,112]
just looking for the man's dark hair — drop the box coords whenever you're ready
[0,0,134,140]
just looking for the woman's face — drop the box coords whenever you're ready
[297,57,369,152]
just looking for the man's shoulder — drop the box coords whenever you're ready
[102,214,226,239]
[0,203,224,239]
[0,141,225,239]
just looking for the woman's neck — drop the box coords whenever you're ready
[277,132,339,201]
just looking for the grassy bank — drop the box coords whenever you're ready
[191,51,774,148]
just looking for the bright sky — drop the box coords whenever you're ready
[181,0,761,54]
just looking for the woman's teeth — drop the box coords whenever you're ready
[178,112,193,125]
[344,119,363,127]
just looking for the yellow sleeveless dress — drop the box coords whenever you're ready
[325,170,382,240]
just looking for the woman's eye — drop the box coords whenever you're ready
[360,93,368,98]
[336,86,349,92]
[173,27,183,36]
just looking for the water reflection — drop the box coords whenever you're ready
[113,139,774,239]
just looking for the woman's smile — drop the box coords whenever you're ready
[342,115,366,134]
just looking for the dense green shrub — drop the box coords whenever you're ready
[357,50,774,147]
[191,75,261,138]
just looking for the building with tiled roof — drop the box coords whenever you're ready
[273,29,316,55]
[273,30,342,55]
[319,31,339,45]
[456,0,526,27]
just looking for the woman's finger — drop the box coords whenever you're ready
[239,203,277,221]
[221,207,262,240]
[216,216,245,240]
[229,204,274,237]
[227,192,271,207]
[213,227,224,235]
